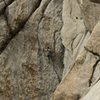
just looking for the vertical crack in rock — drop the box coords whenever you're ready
[52,29,64,82]
[36,0,65,99]
[52,31,61,82]
[41,0,64,80]
[89,59,100,86]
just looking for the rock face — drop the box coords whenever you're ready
[0,0,64,100]
[81,80,100,100]
[0,0,100,100]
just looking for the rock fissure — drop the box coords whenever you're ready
[0,0,15,14]
[89,59,100,86]
[0,0,100,100]
[85,47,100,57]
[52,30,61,82]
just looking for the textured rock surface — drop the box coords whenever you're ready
[0,0,13,14]
[0,0,100,100]
[0,0,64,100]
[81,0,100,32]
[85,21,100,56]
[61,0,87,76]
[0,15,10,49]
[81,80,100,100]
[6,0,41,33]
[51,0,100,100]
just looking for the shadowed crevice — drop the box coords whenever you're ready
[0,0,15,14]
[89,59,100,86]
[0,0,42,54]
[90,0,100,3]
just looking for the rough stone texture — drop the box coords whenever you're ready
[0,0,13,14]
[0,0,64,100]
[51,49,98,100]
[81,0,100,32]
[51,0,100,100]
[61,0,87,76]
[0,0,100,100]
[81,80,100,100]
[6,0,41,33]
[85,21,100,56]
[0,15,10,49]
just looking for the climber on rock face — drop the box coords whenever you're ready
[90,0,100,3]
